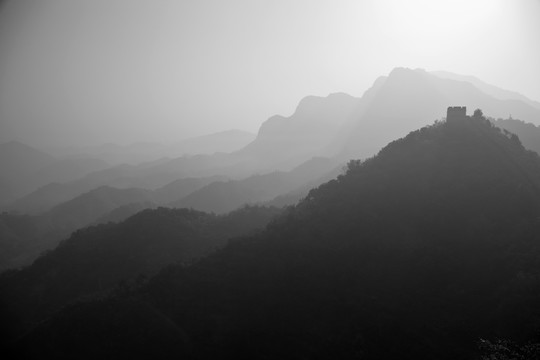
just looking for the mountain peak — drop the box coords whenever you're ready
[385,67,432,85]
[294,92,357,114]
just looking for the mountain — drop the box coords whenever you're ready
[0,175,231,269]
[493,118,540,155]
[0,157,337,270]
[8,68,540,214]
[431,70,540,110]
[0,157,334,270]
[0,186,155,270]
[92,202,158,225]
[42,176,231,230]
[264,164,343,208]
[170,157,338,213]
[338,68,540,160]
[0,206,282,339]
[45,186,155,231]
[0,141,109,209]
[7,154,242,214]
[236,93,359,169]
[0,212,67,272]
[10,109,540,359]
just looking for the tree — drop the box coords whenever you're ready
[473,108,484,119]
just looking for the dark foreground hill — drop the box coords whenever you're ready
[8,110,540,359]
[0,205,281,341]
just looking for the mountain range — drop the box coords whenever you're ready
[0,158,337,269]
[6,68,540,218]
[0,205,282,340]
[0,175,223,270]
[5,108,540,359]
[0,141,108,207]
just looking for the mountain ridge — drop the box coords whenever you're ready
[7,68,540,214]
[8,108,540,358]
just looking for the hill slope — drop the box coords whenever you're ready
[9,109,540,359]
[0,205,282,339]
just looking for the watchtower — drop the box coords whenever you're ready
[447,106,467,122]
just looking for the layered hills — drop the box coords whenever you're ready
[0,205,282,339]
[7,109,540,359]
[0,175,223,270]
[0,141,108,207]
[171,157,339,213]
[0,157,337,269]
[336,68,540,160]
[9,68,540,216]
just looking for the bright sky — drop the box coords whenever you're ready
[0,0,538,147]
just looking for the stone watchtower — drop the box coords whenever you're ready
[446,106,467,122]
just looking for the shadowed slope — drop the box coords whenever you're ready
[0,206,282,340]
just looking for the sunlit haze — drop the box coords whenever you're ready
[0,0,538,147]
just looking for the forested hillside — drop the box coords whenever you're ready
[9,111,540,359]
[0,205,282,341]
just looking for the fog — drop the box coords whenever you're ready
[5,1,540,357]
[1,0,539,148]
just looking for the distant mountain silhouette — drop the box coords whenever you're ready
[0,213,66,272]
[431,70,540,110]
[7,159,231,214]
[0,175,229,269]
[7,68,540,215]
[228,68,540,169]
[0,187,154,270]
[493,118,540,155]
[0,141,108,208]
[264,165,343,208]
[1,157,336,270]
[92,202,157,225]
[170,157,338,213]
[46,186,155,231]
[338,68,540,160]
[10,109,540,359]
[236,93,358,169]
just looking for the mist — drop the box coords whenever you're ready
[3,1,540,359]
[1,0,539,148]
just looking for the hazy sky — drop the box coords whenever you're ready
[0,0,539,148]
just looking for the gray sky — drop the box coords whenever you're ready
[1,0,539,148]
